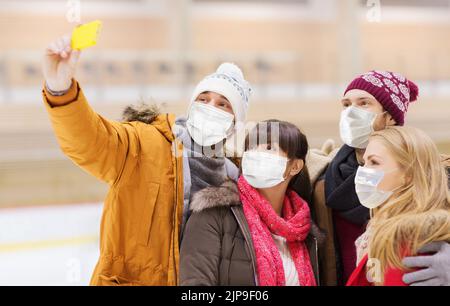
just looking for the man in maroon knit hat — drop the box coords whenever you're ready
[316,70,450,286]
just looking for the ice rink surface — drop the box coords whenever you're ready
[0,203,102,286]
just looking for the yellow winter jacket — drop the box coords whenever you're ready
[42,80,184,285]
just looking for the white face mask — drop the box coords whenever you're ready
[242,150,288,189]
[186,102,234,147]
[339,106,385,149]
[355,166,398,209]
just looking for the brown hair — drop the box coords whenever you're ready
[244,119,312,203]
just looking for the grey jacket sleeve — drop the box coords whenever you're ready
[179,208,223,286]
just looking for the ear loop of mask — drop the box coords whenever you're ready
[370,110,388,128]
[368,162,413,216]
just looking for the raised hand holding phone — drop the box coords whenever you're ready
[43,20,102,93]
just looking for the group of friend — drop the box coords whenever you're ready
[42,35,450,286]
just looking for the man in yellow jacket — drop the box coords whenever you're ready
[42,34,252,285]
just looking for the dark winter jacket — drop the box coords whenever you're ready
[179,180,324,286]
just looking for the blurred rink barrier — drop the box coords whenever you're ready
[1,0,450,285]
[0,203,101,285]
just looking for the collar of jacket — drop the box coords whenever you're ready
[121,103,176,142]
[189,179,326,246]
[189,179,240,212]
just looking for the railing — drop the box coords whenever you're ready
[2,49,450,105]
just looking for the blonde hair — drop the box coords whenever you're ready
[367,126,450,285]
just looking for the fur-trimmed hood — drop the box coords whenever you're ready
[189,180,326,245]
[121,103,177,142]
[122,103,161,124]
[190,180,241,213]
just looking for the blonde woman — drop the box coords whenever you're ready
[346,126,450,286]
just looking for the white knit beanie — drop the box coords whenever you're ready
[189,63,252,124]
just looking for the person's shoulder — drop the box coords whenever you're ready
[121,103,162,124]
[186,180,241,232]
[121,104,180,144]
[307,139,341,184]
[190,180,241,214]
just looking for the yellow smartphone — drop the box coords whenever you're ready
[71,20,102,50]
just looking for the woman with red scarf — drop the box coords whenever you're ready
[179,120,321,286]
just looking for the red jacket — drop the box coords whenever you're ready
[346,254,407,286]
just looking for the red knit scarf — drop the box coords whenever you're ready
[238,176,316,286]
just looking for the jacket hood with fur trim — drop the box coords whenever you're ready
[190,180,241,213]
[189,179,326,245]
[122,103,161,124]
[121,103,177,142]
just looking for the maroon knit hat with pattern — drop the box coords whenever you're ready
[344,70,419,126]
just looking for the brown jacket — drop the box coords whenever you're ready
[305,141,340,286]
[179,180,323,286]
[43,81,184,285]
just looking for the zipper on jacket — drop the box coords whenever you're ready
[231,206,258,286]
[167,114,179,283]
[312,236,320,285]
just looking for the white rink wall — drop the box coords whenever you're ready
[0,203,102,286]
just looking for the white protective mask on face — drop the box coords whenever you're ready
[355,166,398,209]
[186,102,235,147]
[242,150,288,189]
[339,106,386,149]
